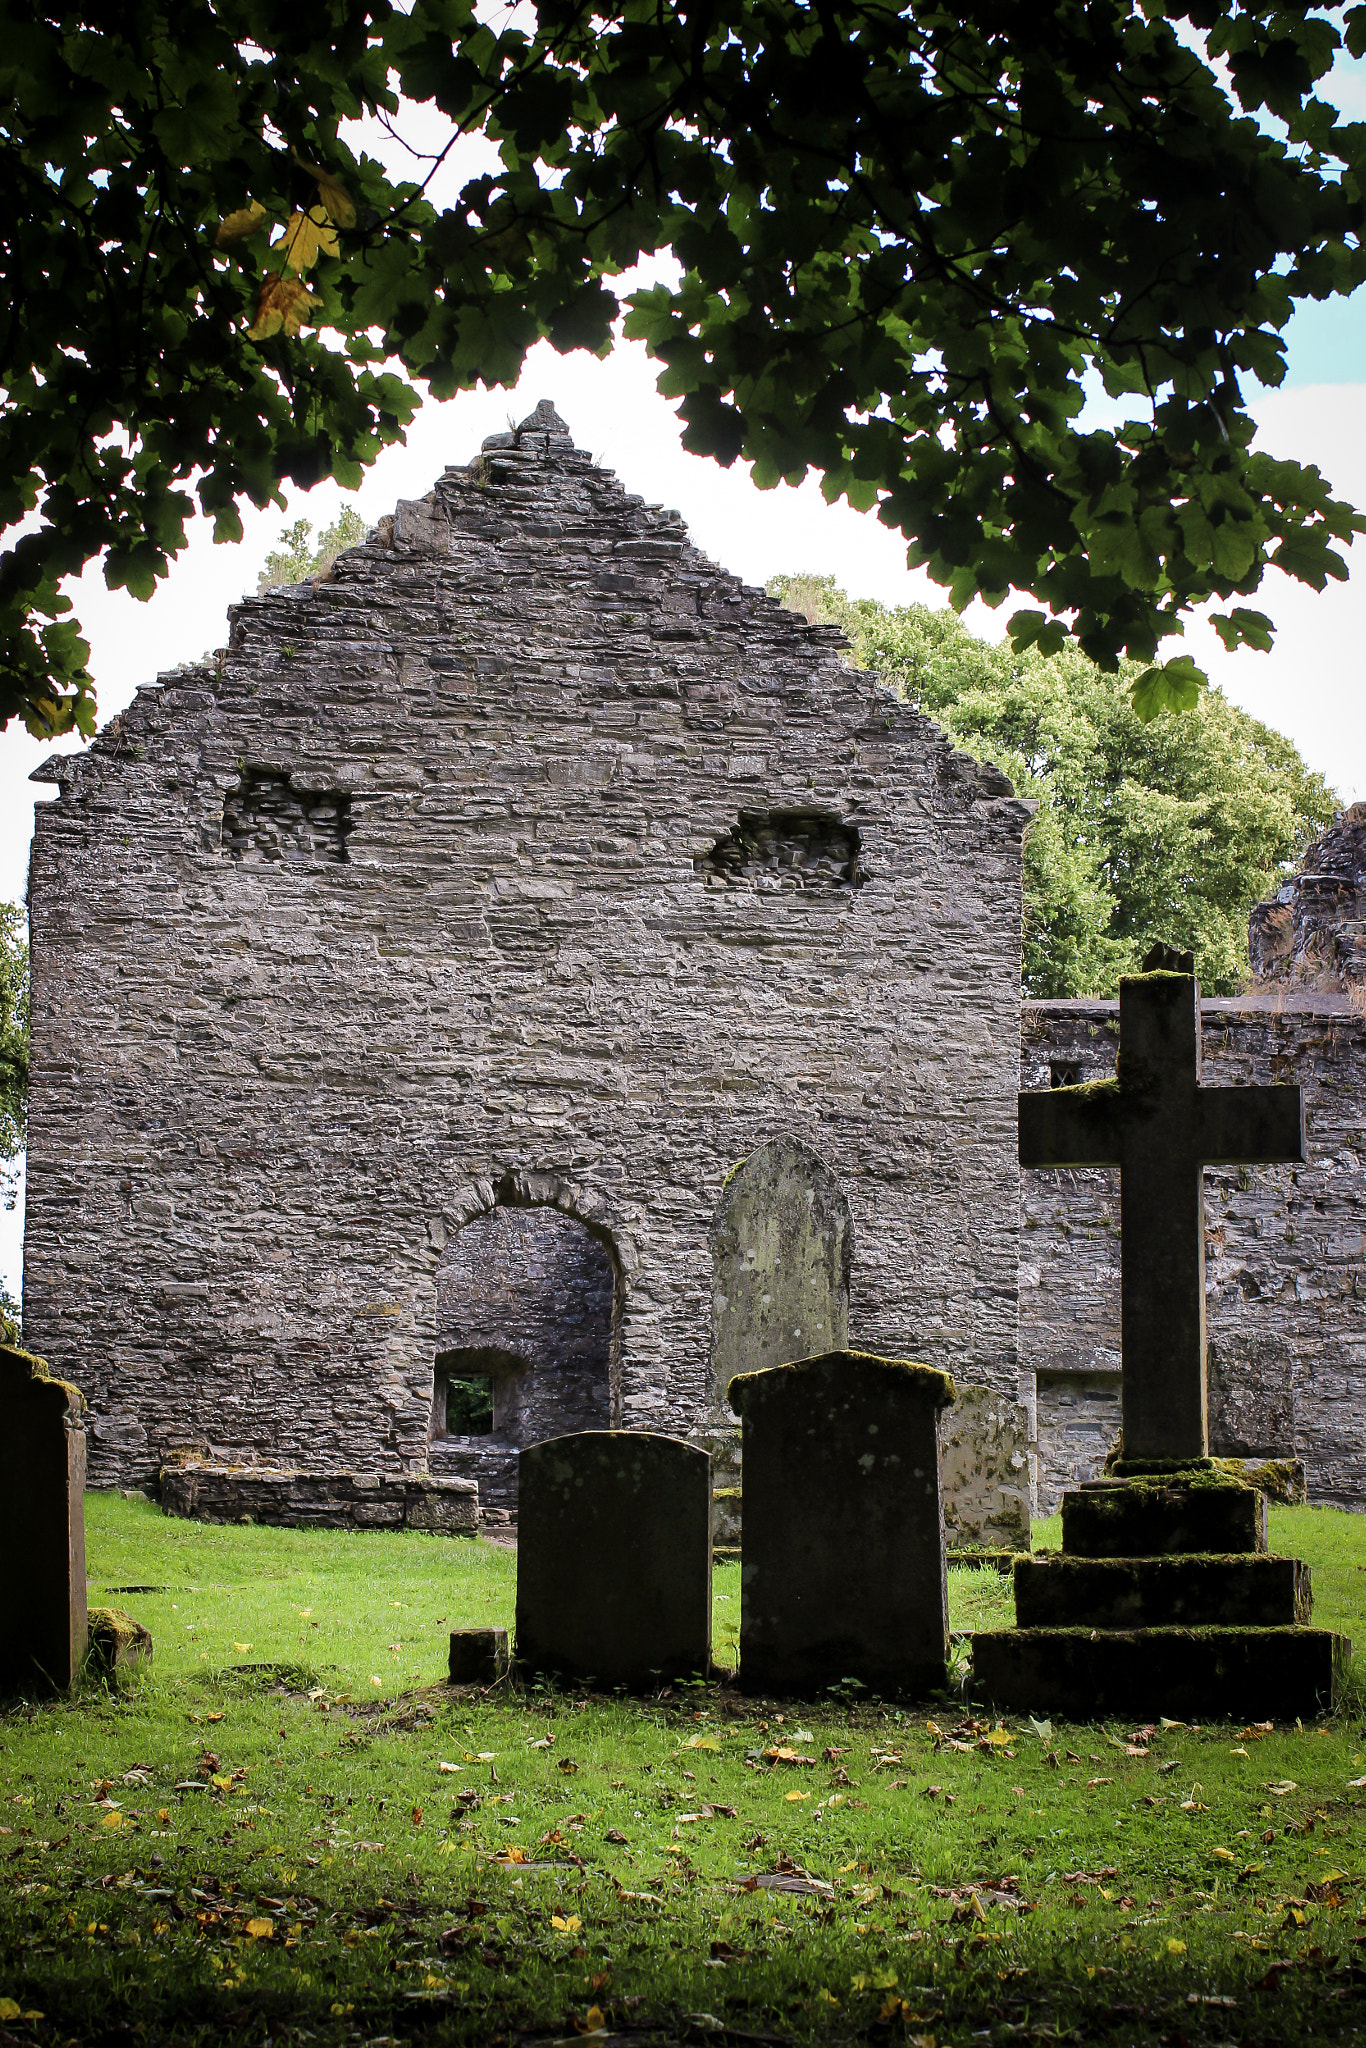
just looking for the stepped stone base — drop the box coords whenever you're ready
[160,1462,479,1534]
[1063,1475,1267,1557]
[1015,1553,1310,1629]
[974,1625,1350,1720]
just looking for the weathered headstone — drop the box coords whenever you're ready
[977,962,1350,1718]
[515,1432,711,1686]
[709,1140,851,1405]
[940,1383,1032,1554]
[0,1344,87,1692]
[729,1350,955,1696]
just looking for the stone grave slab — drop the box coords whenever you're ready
[974,1625,1349,1721]
[0,1343,87,1692]
[1014,1553,1310,1630]
[728,1349,954,1697]
[515,1432,711,1687]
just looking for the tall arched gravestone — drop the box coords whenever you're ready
[515,1432,711,1687]
[709,1141,851,1402]
[0,1344,87,1692]
[729,1350,955,1696]
[705,1141,851,1546]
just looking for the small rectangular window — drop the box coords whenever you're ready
[445,1376,494,1436]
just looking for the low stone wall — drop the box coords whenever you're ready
[159,1464,479,1534]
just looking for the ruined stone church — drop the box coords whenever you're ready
[22,402,1035,1526]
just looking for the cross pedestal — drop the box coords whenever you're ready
[1019,970,1304,1463]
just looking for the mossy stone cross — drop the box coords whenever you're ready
[1019,965,1305,1462]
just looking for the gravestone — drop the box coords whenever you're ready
[728,1349,955,1696]
[709,1140,851,1404]
[0,1344,88,1692]
[515,1432,711,1686]
[1018,958,1304,1460]
[976,962,1350,1718]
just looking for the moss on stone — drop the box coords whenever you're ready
[0,1341,85,1413]
[85,1607,153,1680]
[727,1347,956,1415]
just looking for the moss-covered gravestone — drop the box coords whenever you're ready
[975,959,1350,1718]
[0,1343,87,1692]
[728,1350,955,1696]
[515,1432,711,1687]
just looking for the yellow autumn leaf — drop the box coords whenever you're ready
[0,2002,19,2023]
[785,1790,810,1803]
[211,1774,234,1790]
[273,207,339,273]
[245,1918,274,1939]
[685,1735,720,1751]
[580,2006,606,2034]
[1167,1939,1187,1955]
[1212,1847,1235,1861]
[216,200,267,246]
[99,1811,125,1828]
[292,151,358,229]
[233,1642,251,1654]
[551,1914,582,1935]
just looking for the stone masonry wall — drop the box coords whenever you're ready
[1022,996,1366,1512]
[23,405,1032,1488]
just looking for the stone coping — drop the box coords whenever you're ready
[726,1348,956,1414]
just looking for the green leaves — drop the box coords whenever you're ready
[771,576,1336,997]
[1130,658,1208,724]
[4,0,1366,735]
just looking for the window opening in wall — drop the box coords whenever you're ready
[1050,1061,1082,1089]
[696,809,864,891]
[221,766,351,863]
[445,1375,494,1435]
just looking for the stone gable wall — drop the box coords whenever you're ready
[1021,997,1366,1512]
[23,410,1032,1487]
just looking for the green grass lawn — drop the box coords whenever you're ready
[0,1496,1363,2047]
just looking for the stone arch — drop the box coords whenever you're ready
[428,1197,621,1512]
[708,1138,852,1408]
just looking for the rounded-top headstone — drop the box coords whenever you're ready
[728,1349,955,1697]
[515,1430,711,1688]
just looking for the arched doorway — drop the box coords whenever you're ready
[428,1205,616,1513]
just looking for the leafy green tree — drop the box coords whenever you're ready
[5,0,1366,740]
[0,905,28,1343]
[772,576,1337,997]
[257,506,368,591]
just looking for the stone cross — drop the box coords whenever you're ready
[1019,968,1304,1462]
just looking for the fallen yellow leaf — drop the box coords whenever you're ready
[232,1643,251,1654]
[551,1914,582,1935]
[685,1735,720,1751]
[0,2001,20,2023]
[785,1790,810,1803]
[1167,1939,1187,1955]
[1212,1848,1235,1861]
[245,1918,274,1939]
[99,1812,125,1829]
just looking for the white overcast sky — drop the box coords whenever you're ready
[3,63,1366,1300]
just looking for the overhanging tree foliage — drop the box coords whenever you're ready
[5,0,1366,739]
[772,574,1338,996]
